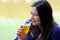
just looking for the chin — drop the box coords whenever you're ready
[32,23,37,26]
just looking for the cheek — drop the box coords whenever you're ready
[35,17,41,24]
[32,18,41,26]
[36,19,41,25]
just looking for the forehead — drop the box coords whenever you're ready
[31,7,38,14]
[31,7,37,11]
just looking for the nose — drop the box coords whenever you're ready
[31,15,34,21]
[31,14,33,19]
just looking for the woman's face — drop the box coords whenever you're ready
[31,7,41,26]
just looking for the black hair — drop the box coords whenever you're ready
[29,1,53,40]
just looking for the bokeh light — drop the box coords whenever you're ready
[25,0,32,3]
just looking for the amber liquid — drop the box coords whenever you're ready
[22,26,30,35]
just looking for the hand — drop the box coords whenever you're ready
[17,26,26,40]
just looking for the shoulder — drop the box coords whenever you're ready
[53,22,60,32]
[51,22,60,40]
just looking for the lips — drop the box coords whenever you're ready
[31,19,36,23]
[32,20,36,23]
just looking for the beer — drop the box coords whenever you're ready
[22,26,30,35]
[22,19,31,36]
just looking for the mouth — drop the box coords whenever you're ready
[32,21,36,23]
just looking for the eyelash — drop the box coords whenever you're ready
[31,12,38,16]
[35,14,38,16]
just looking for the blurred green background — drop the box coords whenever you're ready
[0,18,25,40]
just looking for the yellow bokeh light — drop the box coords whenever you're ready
[0,0,60,20]
[25,0,32,3]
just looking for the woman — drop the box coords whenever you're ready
[15,0,60,40]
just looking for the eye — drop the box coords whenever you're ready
[31,12,38,16]
[34,14,38,16]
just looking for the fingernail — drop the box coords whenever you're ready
[20,26,23,28]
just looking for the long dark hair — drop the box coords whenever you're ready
[29,1,53,40]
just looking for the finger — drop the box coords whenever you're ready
[17,30,22,34]
[18,28,23,30]
[17,32,25,38]
[19,25,23,28]
[17,28,23,35]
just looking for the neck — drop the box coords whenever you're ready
[39,26,43,34]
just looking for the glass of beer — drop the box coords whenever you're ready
[22,22,31,36]
[22,25,30,35]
